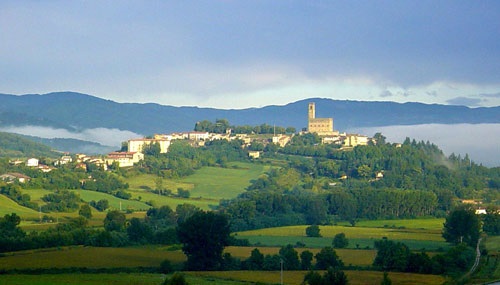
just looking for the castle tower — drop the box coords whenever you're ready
[307,101,336,136]
[308,102,315,120]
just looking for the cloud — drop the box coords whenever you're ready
[0,126,142,147]
[379,90,393,98]
[478,92,500,98]
[446,97,483,106]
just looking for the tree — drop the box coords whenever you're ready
[482,206,500,235]
[333,233,349,248]
[300,250,314,270]
[279,244,300,270]
[323,266,349,285]
[315,247,344,269]
[303,267,349,285]
[175,204,200,225]
[103,210,126,232]
[177,211,230,270]
[306,225,321,237]
[127,217,153,243]
[78,204,92,219]
[443,205,481,247]
[373,239,410,271]
[245,248,264,270]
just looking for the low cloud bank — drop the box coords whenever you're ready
[351,124,500,167]
[0,126,143,147]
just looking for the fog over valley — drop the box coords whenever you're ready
[353,123,500,167]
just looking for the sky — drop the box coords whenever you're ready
[1,1,500,109]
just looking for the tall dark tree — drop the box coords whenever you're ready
[177,211,230,270]
[300,250,314,270]
[443,205,481,247]
[279,244,300,270]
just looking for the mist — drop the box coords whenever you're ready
[0,126,143,148]
[352,123,500,167]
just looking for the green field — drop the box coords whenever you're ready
[180,162,271,200]
[235,222,450,251]
[0,194,39,218]
[72,190,151,211]
[122,162,271,210]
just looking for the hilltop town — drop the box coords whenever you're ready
[102,102,374,168]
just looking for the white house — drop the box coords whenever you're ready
[26,158,39,167]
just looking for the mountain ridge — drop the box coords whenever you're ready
[1,92,499,136]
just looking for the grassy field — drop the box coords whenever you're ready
[0,194,39,218]
[237,224,445,241]
[235,222,449,251]
[71,190,151,211]
[179,162,271,200]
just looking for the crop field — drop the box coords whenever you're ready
[235,222,450,251]
[190,270,446,285]
[237,224,444,241]
[0,273,256,285]
[0,246,186,270]
[354,218,445,231]
[225,246,376,266]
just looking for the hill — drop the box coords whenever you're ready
[0,132,61,158]
[1,92,498,136]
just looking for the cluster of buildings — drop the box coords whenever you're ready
[307,102,370,147]
[1,102,373,175]
[104,101,372,167]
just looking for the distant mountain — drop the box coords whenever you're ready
[1,92,499,137]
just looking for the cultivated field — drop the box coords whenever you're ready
[236,221,449,251]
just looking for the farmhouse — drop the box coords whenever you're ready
[106,152,144,167]
[0,173,31,183]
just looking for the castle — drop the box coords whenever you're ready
[307,102,338,136]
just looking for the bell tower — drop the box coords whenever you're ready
[308,102,315,120]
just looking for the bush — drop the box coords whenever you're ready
[163,272,188,285]
[159,259,174,274]
[306,225,321,237]
[333,233,349,248]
